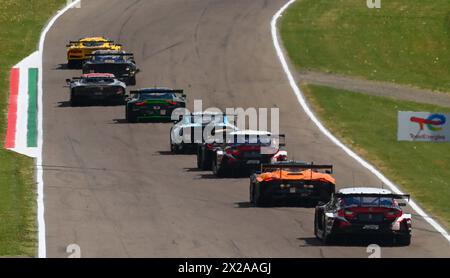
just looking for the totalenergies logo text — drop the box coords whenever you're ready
[410,114,446,131]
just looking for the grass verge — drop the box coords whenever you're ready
[0,0,66,257]
[304,85,450,227]
[280,0,450,92]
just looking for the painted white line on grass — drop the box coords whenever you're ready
[37,0,81,259]
[271,0,450,243]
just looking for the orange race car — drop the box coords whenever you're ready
[249,162,336,207]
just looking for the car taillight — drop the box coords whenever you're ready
[167,101,177,106]
[277,154,287,161]
[226,149,240,156]
[338,209,356,220]
[338,220,352,228]
[385,210,402,220]
[135,102,146,106]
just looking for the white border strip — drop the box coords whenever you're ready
[37,0,81,259]
[271,0,450,243]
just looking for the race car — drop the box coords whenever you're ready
[66,37,122,69]
[66,73,127,106]
[210,130,287,177]
[170,112,238,154]
[125,88,186,123]
[249,162,335,207]
[314,187,412,245]
[83,50,139,85]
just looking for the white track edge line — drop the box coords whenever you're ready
[37,0,81,259]
[271,0,450,243]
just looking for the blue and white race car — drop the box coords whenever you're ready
[170,112,238,154]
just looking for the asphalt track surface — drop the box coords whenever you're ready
[43,0,450,257]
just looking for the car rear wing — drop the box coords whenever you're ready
[227,133,286,147]
[86,53,134,57]
[130,89,184,96]
[66,41,121,47]
[259,162,333,174]
[182,113,237,122]
[65,76,116,84]
[129,90,183,95]
[66,77,82,84]
[334,193,411,201]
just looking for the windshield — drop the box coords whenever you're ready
[341,196,396,208]
[82,41,105,47]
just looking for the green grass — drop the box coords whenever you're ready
[0,0,66,257]
[304,85,450,227]
[280,0,450,92]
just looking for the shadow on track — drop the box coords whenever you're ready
[298,236,402,248]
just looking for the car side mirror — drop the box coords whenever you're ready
[135,68,141,73]
[65,79,71,84]
[325,170,332,174]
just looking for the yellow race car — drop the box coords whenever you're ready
[66,37,122,68]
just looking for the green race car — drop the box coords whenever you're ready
[125,88,186,123]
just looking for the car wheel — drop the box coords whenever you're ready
[396,234,411,246]
[249,182,255,204]
[70,94,81,107]
[197,149,203,168]
[200,151,212,170]
[129,76,137,86]
[126,108,137,123]
[396,223,411,246]
[254,184,269,207]
[321,215,334,245]
[314,211,320,240]
[67,60,76,69]
[212,159,224,178]
[170,137,177,153]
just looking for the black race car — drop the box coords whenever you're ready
[314,187,412,245]
[83,50,139,85]
[249,162,336,207]
[126,88,186,123]
[66,73,127,106]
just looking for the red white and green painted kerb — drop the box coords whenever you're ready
[4,51,40,157]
